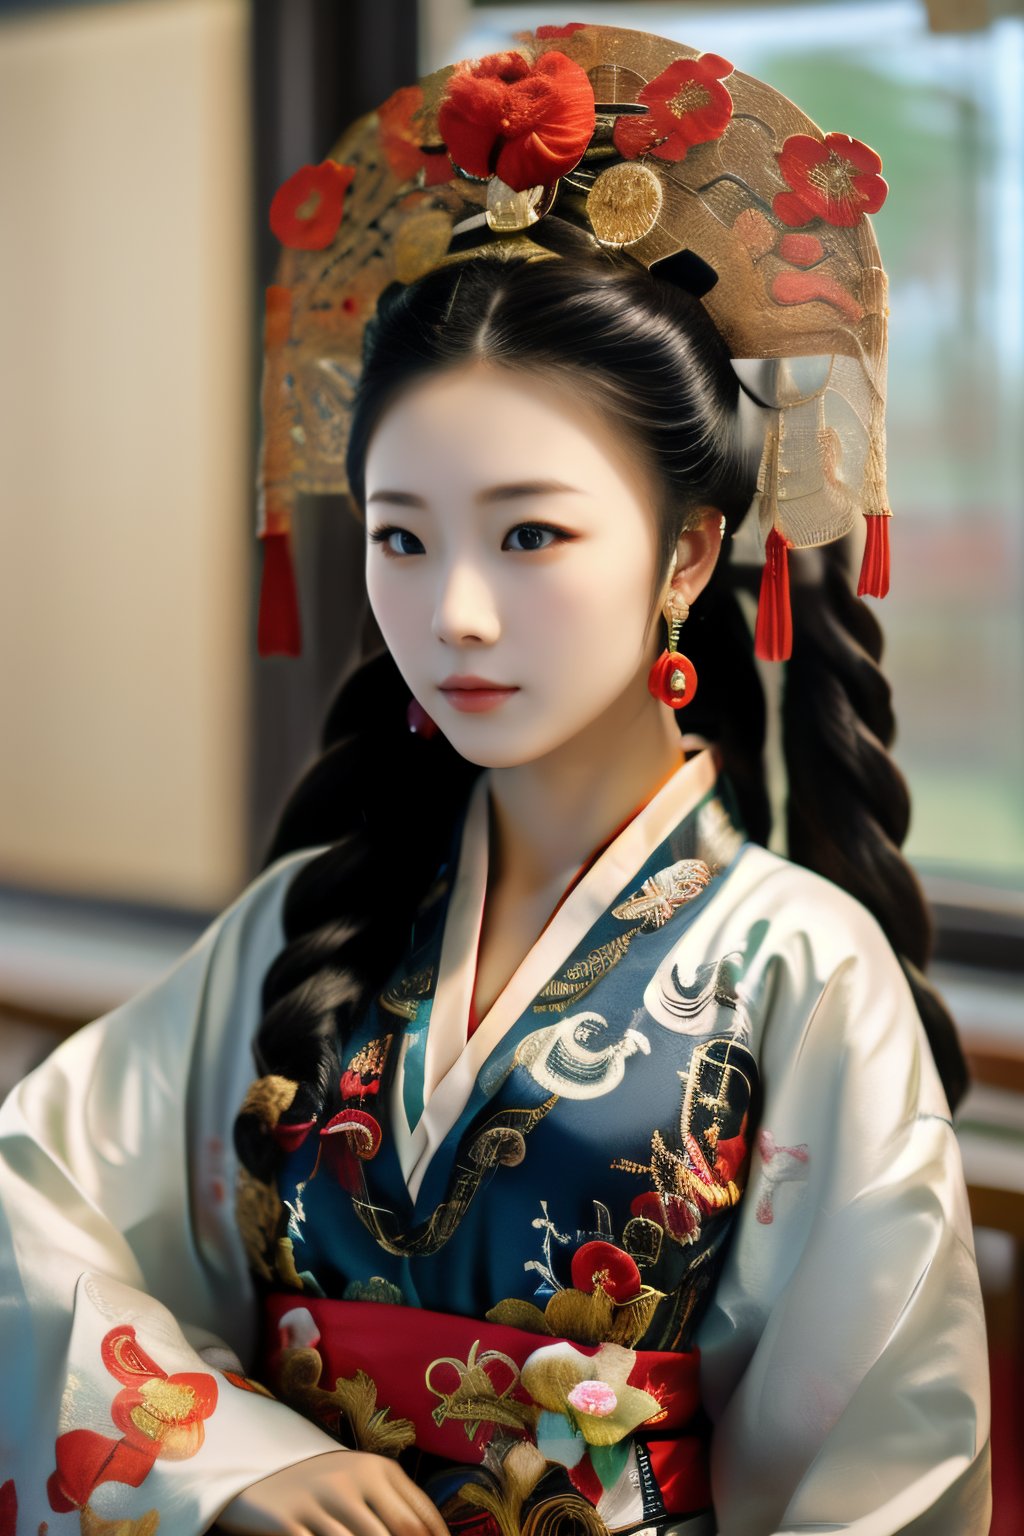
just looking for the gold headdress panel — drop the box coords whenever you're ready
[257,22,891,662]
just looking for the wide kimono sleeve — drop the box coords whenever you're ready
[0,850,342,1536]
[692,848,992,1535]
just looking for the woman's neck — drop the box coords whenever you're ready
[485,696,685,899]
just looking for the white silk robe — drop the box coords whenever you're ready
[0,750,991,1534]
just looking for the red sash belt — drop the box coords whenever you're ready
[262,1294,711,1518]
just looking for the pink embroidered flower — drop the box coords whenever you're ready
[521,1341,661,1446]
[614,54,734,163]
[567,1379,618,1417]
[773,132,888,228]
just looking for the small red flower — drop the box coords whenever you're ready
[377,85,452,187]
[630,1191,700,1244]
[536,23,588,38]
[571,1241,642,1303]
[774,132,887,228]
[270,160,356,250]
[438,49,595,191]
[614,54,733,163]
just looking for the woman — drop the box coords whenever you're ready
[0,23,990,1536]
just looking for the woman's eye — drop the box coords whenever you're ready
[503,523,568,552]
[368,526,424,557]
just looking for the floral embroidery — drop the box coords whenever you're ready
[613,55,733,163]
[271,1311,416,1457]
[269,160,356,250]
[339,1035,392,1101]
[489,1234,664,1349]
[570,1242,640,1303]
[614,1040,754,1249]
[522,1342,662,1447]
[610,859,711,929]
[438,50,595,191]
[773,132,887,228]
[47,1327,218,1513]
[755,1128,810,1222]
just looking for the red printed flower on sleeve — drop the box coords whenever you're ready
[48,1326,218,1513]
[438,49,595,191]
[613,54,734,163]
[773,132,888,228]
[270,160,356,250]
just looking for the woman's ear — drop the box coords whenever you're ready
[664,508,724,607]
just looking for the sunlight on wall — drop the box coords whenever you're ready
[0,0,253,908]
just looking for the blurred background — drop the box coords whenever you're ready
[1,0,1022,1521]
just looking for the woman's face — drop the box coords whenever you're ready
[363,360,680,768]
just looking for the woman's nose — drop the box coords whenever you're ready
[431,561,501,645]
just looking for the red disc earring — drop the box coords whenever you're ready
[647,600,698,709]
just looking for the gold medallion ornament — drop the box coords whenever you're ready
[258,23,892,662]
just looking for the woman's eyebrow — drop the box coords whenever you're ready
[366,479,584,508]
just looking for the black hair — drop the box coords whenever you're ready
[234,220,965,1215]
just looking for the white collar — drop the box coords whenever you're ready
[394,747,721,1200]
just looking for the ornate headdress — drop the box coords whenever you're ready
[257,22,891,662]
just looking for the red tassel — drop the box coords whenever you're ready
[754,528,793,662]
[257,532,302,657]
[857,514,890,598]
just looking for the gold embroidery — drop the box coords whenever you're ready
[276,1348,416,1457]
[80,1508,160,1536]
[532,929,642,1012]
[235,1166,283,1282]
[612,1040,754,1241]
[351,1097,558,1257]
[611,858,712,929]
[379,965,434,1020]
[425,1340,538,1440]
[349,1034,391,1078]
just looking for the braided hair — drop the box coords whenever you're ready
[234,222,965,1220]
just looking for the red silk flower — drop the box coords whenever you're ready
[614,54,734,163]
[438,49,595,191]
[774,132,888,228]
[270,160,356,250]
[570,1241,643,1302]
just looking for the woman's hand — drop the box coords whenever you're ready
[216,1450,451,1536]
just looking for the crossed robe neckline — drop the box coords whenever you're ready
[393,745,720,1200]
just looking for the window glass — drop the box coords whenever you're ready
[450,2,1024,887]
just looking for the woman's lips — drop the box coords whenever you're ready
[438,684,520,713]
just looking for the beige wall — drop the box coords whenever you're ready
[0,0,252,910]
